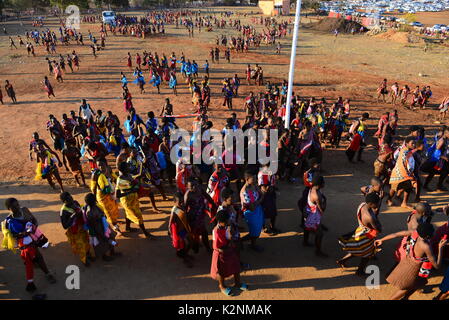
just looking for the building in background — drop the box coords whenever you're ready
[259,0,290,16]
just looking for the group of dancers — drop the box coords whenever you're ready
[2,9,449,301]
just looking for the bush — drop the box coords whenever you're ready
[398,24,414,32]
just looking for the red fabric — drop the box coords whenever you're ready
[431,223,449,259]
[303,171,313,188]
[170,222,185,250]
[222,151,237,171]
[210,227,240,279]
[20,244,37,281]
[348,133,362,151]
[394,236,408,262]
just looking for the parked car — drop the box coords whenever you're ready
[410,21,423,27]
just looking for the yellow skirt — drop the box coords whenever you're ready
[66,228,90,264]
[97,193,120,225]
[120,193,143,225]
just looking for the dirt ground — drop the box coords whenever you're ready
[1,7,449,300]
[397,10,449,27]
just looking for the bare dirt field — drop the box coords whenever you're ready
[402,10,449,27]
[0,7,449,300]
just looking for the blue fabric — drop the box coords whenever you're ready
[6,217,25,235]
[243,205,264,237]
[169,77,177,88]
[149,76,161,86]
[185,63,192,75]
[127,135,137,148]
[101,216,109,234]
[133,76,145,85]
[124,119,132,133]
[156,151,167,169]
[80,143,86,157]
[440,266,449,293]
[146,118,158,132]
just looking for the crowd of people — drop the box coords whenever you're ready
[1,9,449,301]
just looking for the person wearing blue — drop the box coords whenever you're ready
[203,60,210,77]
[191,60,199,78]
[120,71,128,89]
[185,60,192,78]
[240,171,265,252]
[149,68,161,94]
[232,74,240,97]
[145,111,158,133]
[222,82,233,110]
[179,58,187,78]
[132,67,145,94]
[169,71,177,95]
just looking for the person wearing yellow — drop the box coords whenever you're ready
[387,137,417,209]
[59,192,92,266]
[35,143,64,192]
[115,162,155,239]
[91,161,121,235]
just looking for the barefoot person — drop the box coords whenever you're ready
[169,192,193,267]
[240,170,265,252]
[258,163,279,235]
[377,78,388,103]
[2,198,56,292]
[210,210,247,296]
[83,193,120,262]
[387,136,417,209]
[303,175,327,257]
[43,76,55,98]
[91,163,121,234]
[5,80,17,103]
[185,177,216,254]
[115,162,154,239]
[422,126,449,192]
[62,140,86,187]
[35,143,64,192]
[375,223,447,300]
[337,193,382,276]
[388,202,433,276]
[59,192,92,266]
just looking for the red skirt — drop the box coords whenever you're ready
[394,236,408,262]
[210,247,240,280]
[45,85,53,95]
[170,223,186,250]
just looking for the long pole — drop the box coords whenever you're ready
[284,0,302,129]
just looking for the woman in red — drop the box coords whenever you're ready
[211,210,247,296]
[123,87,133,113]
[126,52,132,70]
[135,53,141,68]
[43,76,55,99]
[246,64,251,85]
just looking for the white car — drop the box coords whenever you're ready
[410,22,423,27]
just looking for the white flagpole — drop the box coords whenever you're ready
[284,0,302,129]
